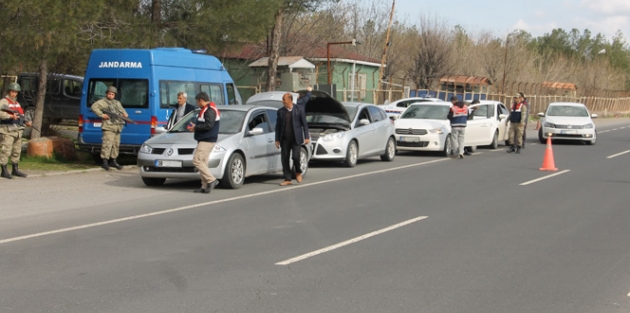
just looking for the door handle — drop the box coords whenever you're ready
[267,139,274,143]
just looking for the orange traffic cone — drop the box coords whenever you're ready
[539,136,558,171]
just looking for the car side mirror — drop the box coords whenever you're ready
[359,119,370,126]
[591,114,598,118]
[248,127,264,136]
[389,115,398,121]
[498,114,507,119]
[537,112,545,117]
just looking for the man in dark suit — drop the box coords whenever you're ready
[166,92,196,130]
[275,91,311,186]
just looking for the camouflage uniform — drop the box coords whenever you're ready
[0,94,30,178]
[91,95,127,166]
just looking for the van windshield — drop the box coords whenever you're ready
[87,79,149,108]
[170,109,246,134]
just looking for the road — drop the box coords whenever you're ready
[1,119,630,313]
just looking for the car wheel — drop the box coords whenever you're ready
[380,137,396,161]
[221,153,245,189]
[585,131,596,145]
[538,128,545,143]
[489,131,499,149]
[344,141,358,167]
[142,177,166,187]
[290,147,309,177]
[443,136,452,157]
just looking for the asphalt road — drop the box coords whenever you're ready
[1,119,630,313]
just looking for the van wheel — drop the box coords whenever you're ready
[381,137,396,161]
[343,141,358,167]
[221,153,245,189]
[142,177,166,186]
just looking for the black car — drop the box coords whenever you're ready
[17,72,84,123]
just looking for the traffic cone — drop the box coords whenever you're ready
[539,136,558,171]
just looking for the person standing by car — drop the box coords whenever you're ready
[275,92,310,186]
[187,92,220,194]
[0,82,31,178]
[166,92,195,130]
[91,86,129,171]
[518,92,529,149]
[507,94,527,154]
[448,96,469,159]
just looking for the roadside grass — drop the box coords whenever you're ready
[17,152,98,172]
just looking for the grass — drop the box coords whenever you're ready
[17,152,98,172]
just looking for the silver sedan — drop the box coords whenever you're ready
[137,105,310,189]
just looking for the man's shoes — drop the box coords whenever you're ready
[194,188,209,194]
[507,145,516,153]
[296,173,303,183]
[463,151,472,155]
[458,154,464,159]
[11,163,27,177]
[1,165,12,179]
[516,146,521,154]
[208,180,219,192]
[101,160,110,171]
[109,159,123,170]
[279,180,292,186]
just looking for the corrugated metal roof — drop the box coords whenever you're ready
[542,81,577,90]
[249,56,315,69]
[439,75,492,85]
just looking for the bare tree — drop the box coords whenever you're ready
[406,15,454,89]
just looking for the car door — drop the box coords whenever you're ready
[242,110,276,175]
[352,107,377,156]
[497,103,510,141]
[368,105,391,152]
[61,77,83,120]
[266,108,282,171]
[465,104,491,146]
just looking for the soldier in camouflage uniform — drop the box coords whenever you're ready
[0,82,31,179]
[91,86,128,171]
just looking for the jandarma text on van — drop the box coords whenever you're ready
[98,62,143,69]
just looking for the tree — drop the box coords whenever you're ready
[406,16,453,89]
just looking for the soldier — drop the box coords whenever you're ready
[507,94,527,154]
[91,86,128,170]
[0,82,31,179]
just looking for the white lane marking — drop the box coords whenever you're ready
[599,130,610,133]
[620,127,626,129]
[612,128,619,131]
[0,159,448,246]
[607,150,630,159]
[627,291,630,297]
[471,152,483,155]
[519,170,571,186]
[276,216,428,265]
[491,149,504,152]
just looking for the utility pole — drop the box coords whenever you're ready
[500,35,509,94]
[378,0,395,92]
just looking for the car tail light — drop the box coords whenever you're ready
[151,116,157,135]
[78,114,83,133]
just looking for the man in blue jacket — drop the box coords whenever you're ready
[187,92,220,193]
[275,90,311,186]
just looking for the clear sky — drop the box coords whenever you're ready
[378,0,630,41]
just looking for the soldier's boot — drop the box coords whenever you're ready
[11,163,27,178]
[507,145,516,153]
[109,158,123,170]
[516,146,521,154]
[1,165,12,179]
[101,159,110,171]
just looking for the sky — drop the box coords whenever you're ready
[380,0,630,42]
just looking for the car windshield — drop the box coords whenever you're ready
[170,109,247,134]
[547,105,589,117]
[400,105,450,120]
[344,106,359,120]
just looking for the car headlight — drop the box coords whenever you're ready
[213,145,227,152]
[544,122,556,128]
[584,123,594,129]
[322,132,345,141]
[429,127,445,134]
[140,144,152,154]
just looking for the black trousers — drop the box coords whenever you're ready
[281,140,302,181]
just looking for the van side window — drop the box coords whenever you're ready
[159,81,196,108]
[63,79,82,98]
[200,84,225,105]
[87,79,148,108]
[226,84,238,105]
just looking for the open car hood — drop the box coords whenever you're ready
[304,90,351,125]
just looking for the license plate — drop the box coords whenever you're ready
[399,136,419,142]
[154,160,182,168]
[561,130,577,134]
[93,122,102,127]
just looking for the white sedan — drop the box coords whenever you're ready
[394,102,489,156]
[382,97,441,119]
[537,102,597,145]
[467,100,510,149]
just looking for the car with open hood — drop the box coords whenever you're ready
[305,92,396,167]
[394,101,489,155]
[537,102,597,145]
[137,105,310,188]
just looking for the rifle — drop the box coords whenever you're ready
[1,107,41,134]
[101,109,137,124]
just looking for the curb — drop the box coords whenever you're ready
[26,165,138,178]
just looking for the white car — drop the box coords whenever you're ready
[537,102,597,145]
[394,102,490,156]
[467,100,510,149]
[382,97,441,119]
